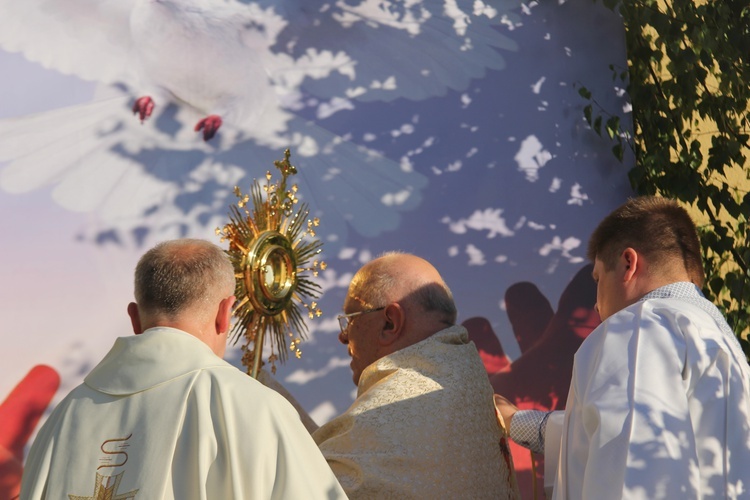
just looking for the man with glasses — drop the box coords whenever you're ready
[310,252,519,498]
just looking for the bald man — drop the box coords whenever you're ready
[310,252,519,498]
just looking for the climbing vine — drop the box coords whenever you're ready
[581,0,750,360]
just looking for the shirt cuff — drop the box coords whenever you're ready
[509,409,552,454]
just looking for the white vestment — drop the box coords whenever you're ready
[20,327,346,500]
[548,285,750,499]
[312,325,520,499]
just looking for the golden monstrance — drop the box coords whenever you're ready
[217,149,325,378]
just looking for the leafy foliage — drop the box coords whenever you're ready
[581,0,750,360]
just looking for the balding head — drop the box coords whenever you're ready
[346,252,457,326]
[134,239,235,320]
[128,239,236,356]
[339,252,457,385]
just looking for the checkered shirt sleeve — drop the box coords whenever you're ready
[509,409,552,454]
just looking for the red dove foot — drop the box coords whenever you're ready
[132,96,154,122]
[194,115,222,141]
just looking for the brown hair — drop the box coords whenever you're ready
[587,196,704,286]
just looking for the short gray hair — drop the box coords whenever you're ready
[412,281,457,324]
[134,239,234,318]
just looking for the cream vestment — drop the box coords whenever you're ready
[313,325,520,499]
[20,327,346,500]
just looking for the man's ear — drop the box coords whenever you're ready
[380,302,404,346]
[127,302,143,335]
[215,296,237,335]
[621,247,639,282]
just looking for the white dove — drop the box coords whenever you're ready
[129,1,263,140]
[0,0,521,137]
[0,0,522,246]
[0,0,304,141]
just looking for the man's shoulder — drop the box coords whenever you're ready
[357,328,493,413]
[641,295,704,314]
[191,364,296,412]
[640,296,727,336]
[596,297,712,331]
[194,362,264,390]
[578,297,736,366]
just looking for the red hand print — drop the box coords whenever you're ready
[0,365,60,499]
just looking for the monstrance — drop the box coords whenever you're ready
[217,149,325,378]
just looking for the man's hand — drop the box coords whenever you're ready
[493,394,518,432]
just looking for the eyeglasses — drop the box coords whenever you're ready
[337,307,385,334]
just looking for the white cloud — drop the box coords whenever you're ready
[338,247,357,259]
[310,316,340,334]
[473,1,498,18]
[568,183,589,205]
[531,76,546,94]
[466,244,486,265]
[538,236,584,264]
[514,135,553,182]
[312,269,354,295]
[444,0,471,36]
[399,156,414,173]
[285,356,352,385]
[358,249,372,264]
[381,188,412,206]
[309,401,339,425]
[444,208,514,238]
[317,97,355,119]
[371,76,397,90]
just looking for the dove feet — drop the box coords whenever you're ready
[132,96,154,122]
[195,115,223,141]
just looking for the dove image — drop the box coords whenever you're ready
[0,0,527,248]
[0,1,634,496]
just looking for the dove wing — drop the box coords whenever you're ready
[0,0,137,85]
[266,0,522,102]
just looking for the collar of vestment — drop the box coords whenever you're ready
[640,281,740,348]
[84,327,230,396]
[357,324,470,396]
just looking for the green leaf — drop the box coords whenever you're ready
[606,116,621,139]
[612,143,624,162]
[710,276,725,296]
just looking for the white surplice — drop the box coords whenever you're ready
[312,325,520,499]
[548,284,750,499]
[20,327,346,500]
